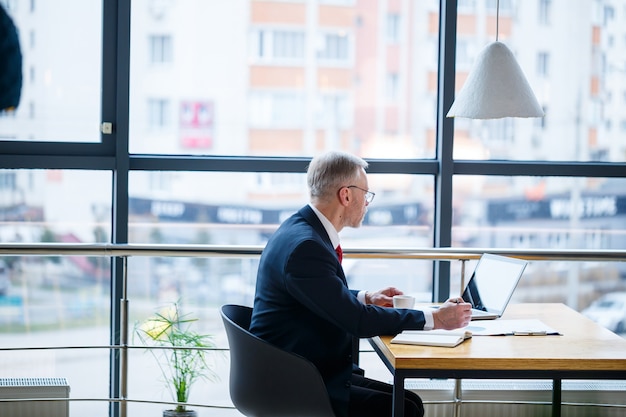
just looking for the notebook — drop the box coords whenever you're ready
[391,329,473,348]
[462,253,528,320]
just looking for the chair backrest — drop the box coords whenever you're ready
[220,304,336,417]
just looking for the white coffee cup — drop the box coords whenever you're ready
[393,295,415,309]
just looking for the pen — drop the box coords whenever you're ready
[513,330,547,336]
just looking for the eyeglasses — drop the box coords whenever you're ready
[345,185,375,204]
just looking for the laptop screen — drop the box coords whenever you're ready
[462,254,528,314]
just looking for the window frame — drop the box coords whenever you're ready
[2,2,626,416]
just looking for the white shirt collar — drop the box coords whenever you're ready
[308,203,340,249]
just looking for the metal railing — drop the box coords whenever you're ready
[1,243,625,416]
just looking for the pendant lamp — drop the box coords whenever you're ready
[446,1,544,119]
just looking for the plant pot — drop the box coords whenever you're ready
[163,409,197,417]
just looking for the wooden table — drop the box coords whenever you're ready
[369,303,626,417]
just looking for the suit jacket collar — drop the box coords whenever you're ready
[298,205,336,250]
[307,203,340,249]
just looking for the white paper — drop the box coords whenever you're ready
[465,319,560,336]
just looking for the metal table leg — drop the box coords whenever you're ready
[552,378,561,417]
[392,371,405,417]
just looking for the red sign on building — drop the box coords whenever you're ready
[179,101,214,149]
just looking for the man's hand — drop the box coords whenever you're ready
[432,298,472,330]
[367,287,403,307]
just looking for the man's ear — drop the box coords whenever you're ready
[337,187,351,207]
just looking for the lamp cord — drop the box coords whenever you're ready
[496,0,500,42]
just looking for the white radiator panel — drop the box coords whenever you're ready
[0,377,69,417]
[407,379,626,417]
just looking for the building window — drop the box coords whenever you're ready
[533,106,547,133]
[251,29,305,61]
[148,98,170,128]
[539,0,552,25]
[537,52,550,77]
[457,0,476,12]
[487,0,513,13]
[249,92,305,128]
[148,172,174,193]
[274,31,305,59]
[0,172,17,190]
[149,35,172,64]
[604,5,615,25]
[386,13,400,43]
[315,93,352,129]
[386,73,399,100]
[317,32,350,62]
[319,0,355,5]
[455,38,474,68]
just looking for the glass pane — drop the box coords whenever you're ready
[126,275,232,415]
[0,170,112,414]
[129,0,439,158]
[0,169,112,244]
[124,256,433,415]
[127,168,434,312]
[0,1,102,142]
[452,175,626,335]
[127,169,434,412]
[129,171,433,246]
[452,1,626,162]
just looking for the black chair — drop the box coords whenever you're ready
[220,304,336,417]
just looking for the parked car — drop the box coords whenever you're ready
[582,292,626,334]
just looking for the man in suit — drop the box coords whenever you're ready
[250,151,471,417]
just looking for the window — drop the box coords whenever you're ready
[149,34,172,64]
[386,13,401,43]
[249,92,305,128]
[486,0,513,13]
[457,0,476,12]
[0,171,16,190]
[604,5,615,25]
[3,3,626,416]
[315,93,352,128]
[317,32,350,62]
[0,0,102,142]
[455,38,474,68]
[148,98,170,128]
[274,30,305,59]
[537,51,550,77]
[386,73,399,100]
[251,29,305,61]
[539,0,552,25]
[535,106,547,130]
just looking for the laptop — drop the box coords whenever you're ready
[462,253,528,320]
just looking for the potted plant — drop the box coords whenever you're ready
[135,301,218,417]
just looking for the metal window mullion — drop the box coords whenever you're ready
[432,0,458,302]
[104,0,131,416]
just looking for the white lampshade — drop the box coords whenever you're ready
[446,41,544,119]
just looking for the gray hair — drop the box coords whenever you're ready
[307,151,368,201]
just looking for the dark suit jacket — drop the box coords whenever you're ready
[250,205,427,417]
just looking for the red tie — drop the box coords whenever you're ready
[335,245,343,264]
